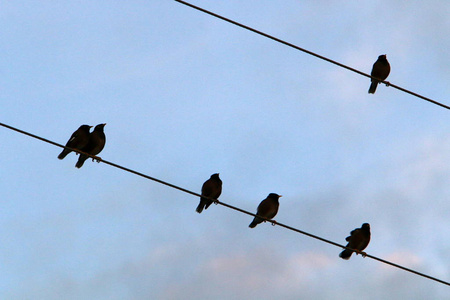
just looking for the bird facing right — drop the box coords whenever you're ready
[75,123,106,168]
[196,173,222,213]
[339,223,371,260]
[249,193,282,228]
[368,54,390,94]
[57,124,92,160]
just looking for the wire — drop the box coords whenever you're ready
[1,121,449,287]
[174,0,448,110]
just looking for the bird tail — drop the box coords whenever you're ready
[249,217,261,228]
[75,155,88,168]
[368,81,378,94]
[204,199,214,210]
[339,249,353,260]
[58,149,71,160]
[196,200,205,214]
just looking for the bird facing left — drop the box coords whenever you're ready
[57,124,92,160]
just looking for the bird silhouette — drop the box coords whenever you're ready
[196,173,222,213]
[75,123,106,168]
[249,193,281,228]
[58,125,92,160]
[339,223,371,260]
[368,54,390,94]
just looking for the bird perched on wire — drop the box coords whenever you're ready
[249,193,282,228]
[196,173,222,213]
[368,54,390,94]
[57,124,92,160]
[75,123,106,168]
[339,223,371,260]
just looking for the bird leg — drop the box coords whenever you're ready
[354,249,368,258]
[384,81,391,87]
[213,199,219,205]
[91,156,102,163]
[270,220,277,226]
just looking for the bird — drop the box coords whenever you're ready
[249,193,282,228]
[339,223,371,260]
[57,124,92,160]
[75,123,106,168]
[196,173,222,213]
[368,54,390,94]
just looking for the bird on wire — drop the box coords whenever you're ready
[339,223,371,260]
[57,124,92,160]
[249,193,281,228]
[75,123,106,168]
[368,54,390,94]
[196,173,222,213]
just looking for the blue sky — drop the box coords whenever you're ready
[1,1,449,299]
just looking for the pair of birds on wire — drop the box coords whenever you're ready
[195,174,280,228]
[197,173,371,259]
[57,123,106,168]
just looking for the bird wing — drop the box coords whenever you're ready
[371,61,390,80]
[256,198,278,219]
[346,228,357,241]
[371,62,383,78]
[347,229,368,251]
[67,130,80,144]
[256,199,271,215]
[201,180,213,197]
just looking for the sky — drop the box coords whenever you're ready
[1,0,449,299]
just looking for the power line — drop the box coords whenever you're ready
[174,0,448,110]
[1,121,449,287]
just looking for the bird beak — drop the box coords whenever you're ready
[279,195,283,198]
[103,123,107,126]
[89,126,93,128]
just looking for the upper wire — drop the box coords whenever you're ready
[174,0,448,110]
[1,121,449,287]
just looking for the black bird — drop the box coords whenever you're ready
[249,193,282,228]
[75,123,106,168]
[339,223,371,260]
[196,173,222,213]
[368,54,390,94]
[58,125,92,160]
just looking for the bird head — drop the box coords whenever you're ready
[268,193,282,199]
[79,125,92,131]
[94,123,107,131]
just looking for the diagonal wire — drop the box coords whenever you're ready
[1,121,449,286]
[174,0,449,110]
